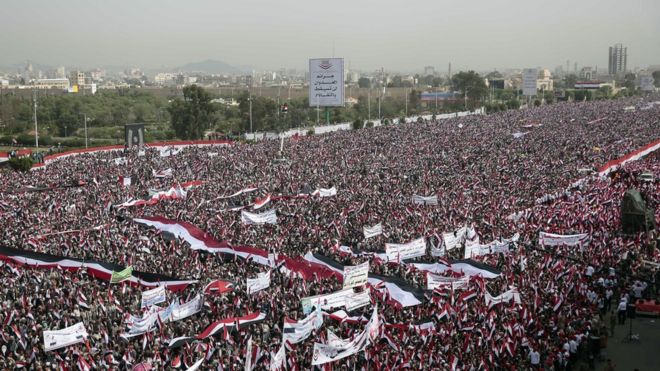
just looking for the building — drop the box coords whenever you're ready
[536,69,553,91]
[70,71,86,86]
[34,78,71,90]
[579,66,597,80]
[423,66,436,76]
[608,43,627,75]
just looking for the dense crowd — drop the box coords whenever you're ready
[0,96,659,370]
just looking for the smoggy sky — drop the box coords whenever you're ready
[1,0,658,72]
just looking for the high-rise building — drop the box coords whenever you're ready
[70,71,86,86]
[608,43,627,75]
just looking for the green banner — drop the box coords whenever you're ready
[111,266,133,283]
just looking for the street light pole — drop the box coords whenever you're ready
[33,89,39,148]
[84,114,88,148]
[249,94,253,133]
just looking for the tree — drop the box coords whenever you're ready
[168,85,215,140]
[623,73,636,91]
[564,74,578,89]
[652,71,660,88]
[358,78,371,89]
[451,71,488,105]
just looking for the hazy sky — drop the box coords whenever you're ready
[2,0,659,72]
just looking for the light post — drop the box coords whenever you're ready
[33,88,39,148]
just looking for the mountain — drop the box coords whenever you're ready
[176,59,245,75]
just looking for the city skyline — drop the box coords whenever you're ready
[1,0,659,73]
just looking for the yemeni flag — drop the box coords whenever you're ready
[196,312,267,339]
[252,194,271,210]
[0,246,195,291]
[111,266,133,283]
[167,336,197,349]
[412,259,501,279]
[302,252,425,307]
[133,217,270,266]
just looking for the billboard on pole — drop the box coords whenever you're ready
[640,75,654,91]
[522,68,538,96]
[309,58,344,107]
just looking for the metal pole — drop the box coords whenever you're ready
[316,99,320,125]
[435,88,438,114]
[33,89,39,148]
[368,89,371,121]
[249,94,253,133]
[84,114,88,149]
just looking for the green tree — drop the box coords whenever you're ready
[623,73,636,91]
[451,71,488,105]
[168,85,216,139]
[564,74,578,89]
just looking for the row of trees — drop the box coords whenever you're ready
[0,89,169,137]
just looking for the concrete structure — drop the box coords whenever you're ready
[579,67,597,80]
[34,78,71,90]
[70,71,86,87]
[608,43,627,76]
[536,69,553,91]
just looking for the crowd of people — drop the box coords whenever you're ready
[0,96,658,370]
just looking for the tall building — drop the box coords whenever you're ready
[608,43,627,75]
[70,71,86,86]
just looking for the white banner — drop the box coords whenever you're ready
[326,329,353,348]
[140,285,166,308]
[412,194,438,206]
[170,294,203,322]
[301,288,355,314]
[247,271,271,294]
[313,187,338,198]
[484,288,521,307]
[343,262,369,289]
[43,322,89,352]
[539,231,589,247]
[241,209,278,225]
[426,273,470,291]
[443,226,467,251]
[345,290,371,311]
[283,308,324,345]
[309,58,345,107]
[311,307,379,365]
[385,237,426,261]
[270,343,286,371]
[363,223,383,239]
[464,234,518,259]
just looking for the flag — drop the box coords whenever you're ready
[0,245,195,291]
[111,266,133,283]
[252,194,271,210]
[119,176,132,187]
[203,280,234,294]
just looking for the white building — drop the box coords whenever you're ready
[34,78,71,90]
